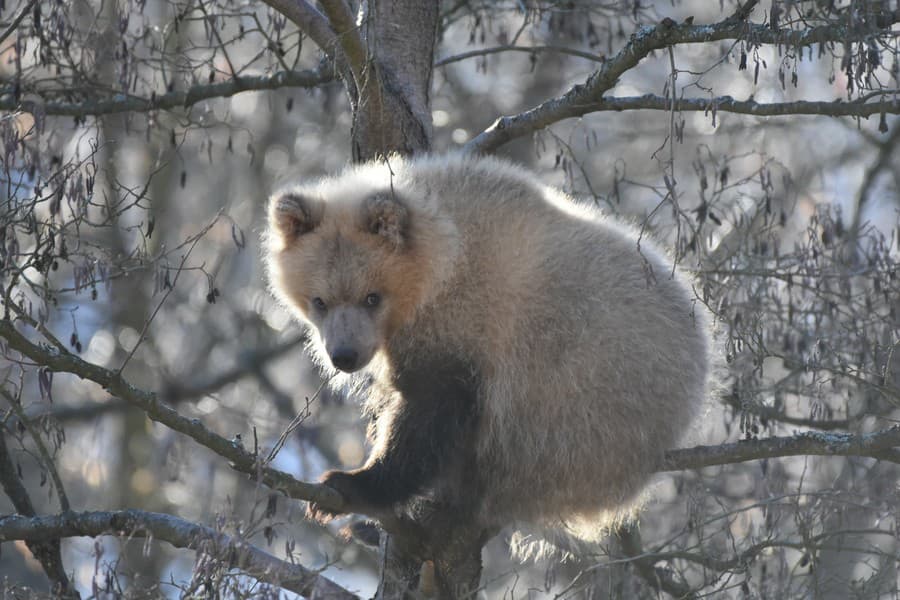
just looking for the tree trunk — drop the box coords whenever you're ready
[348,0,438,160]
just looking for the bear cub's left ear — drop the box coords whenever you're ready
[364,193,409,248]
[269,192,323,242]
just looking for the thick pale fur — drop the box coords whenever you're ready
[266,153,711,551]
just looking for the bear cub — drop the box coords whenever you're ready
[266,154,710,537]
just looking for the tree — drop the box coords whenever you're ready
[1,0,899,597]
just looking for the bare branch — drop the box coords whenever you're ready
[0,510,358,599]
[618,526,695,599]
[662,426,900,472]
[162,334,306,402]
[557,93,900,120]
[0,319,344,512]
[0,0,37,47]
[1,388,70,511]
[435,44,606,67]
[0,69,334,118]
[849,123,900,251]
[0,431,76,597]
[464,7,900,153]
[318,0,368,86]
[259,0,338,58]
[22,335,305,422]
[720,391,855,431]
[652,526,899,572]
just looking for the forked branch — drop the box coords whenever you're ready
[464,4,900,153]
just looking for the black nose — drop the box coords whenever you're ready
[330,347,359,372]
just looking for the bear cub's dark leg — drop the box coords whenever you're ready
[308,357,479,521]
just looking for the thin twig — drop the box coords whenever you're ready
[265,376,329,464]
[118,216,216,373]
[0,387,70,511]
[0,0,37,48]
[618,525,696,599]
[0,428,77,597]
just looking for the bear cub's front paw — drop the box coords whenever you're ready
[307,469,376,523]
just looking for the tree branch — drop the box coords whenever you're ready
[0,510,357,599]
[435,44,606,67]
[161,334,306,402]
[21,335,305,422]
[0,319,344,512]
[849,122,900,253]
[0,0,37,47]
[1,388,70,512]
[464,6,900,153]
[259,0,338,58]
[662,426,900,471]
[318,0,368,86]
[720,391,855,431]
[0,431,77,597]
[618,525,695,599]
[651,526,898,572]
[564,93,900,120]
[0,69,334,117]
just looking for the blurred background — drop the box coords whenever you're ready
[1,0,899,597]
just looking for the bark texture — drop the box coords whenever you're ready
[346,0,439,160]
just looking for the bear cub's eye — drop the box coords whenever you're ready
[364,293,381,308]
[312,297,327,311]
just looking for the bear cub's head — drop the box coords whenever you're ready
[266,188,426,374]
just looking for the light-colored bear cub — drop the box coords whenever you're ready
[266,154,710,540]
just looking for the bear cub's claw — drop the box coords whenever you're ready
[306,501,341,523]
[307,469,379,523]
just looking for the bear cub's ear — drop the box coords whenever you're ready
[364,193,409,248]
[269,193,322,241]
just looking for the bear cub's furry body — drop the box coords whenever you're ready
[266,154,710,536]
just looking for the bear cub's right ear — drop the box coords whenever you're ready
[269,193,323,241]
